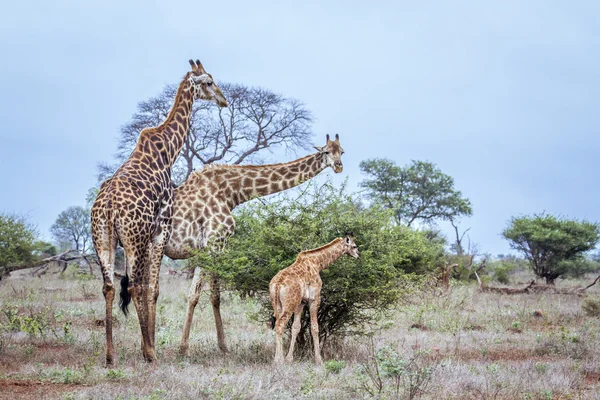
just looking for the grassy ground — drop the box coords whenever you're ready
[1,267,600,399]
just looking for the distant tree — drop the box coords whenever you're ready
[359,159,472,226]
[502,213,600,284]
[50,206,92,253]
[0,213,39,267]
[98,83,313,183]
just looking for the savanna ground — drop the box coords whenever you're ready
[1,266,600,399]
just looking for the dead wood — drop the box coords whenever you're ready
[0,250,98,281]
[474,269,600,295]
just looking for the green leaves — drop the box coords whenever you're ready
[0,213,38,268]
[359,158,472,226]
[503,213,600,283]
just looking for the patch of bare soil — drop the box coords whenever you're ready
[0,344,76,371]
[584,371,600,384]
[0,379,79,400]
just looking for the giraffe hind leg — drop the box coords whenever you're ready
[93,223,118,367]
[123,242,155,363]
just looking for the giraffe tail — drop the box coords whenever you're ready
[269,283,280,330]
[119,273,131,316]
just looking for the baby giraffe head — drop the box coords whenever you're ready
[342,233,360,259]
[314,134,345,173]
[187,59,228,108]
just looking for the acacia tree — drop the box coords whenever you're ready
[98,83,313,183]
[50,206,92,253]
[503,213,600,284]
[359,158,472,226]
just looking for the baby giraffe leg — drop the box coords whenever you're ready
[274,310,292,364]
[286,302,305,362]
[309,298,323,365]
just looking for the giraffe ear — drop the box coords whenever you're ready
[345,236,350,244]
[314,145,324,152]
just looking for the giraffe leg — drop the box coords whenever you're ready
[124,245,155,363]
[179,267,204,356]
[286,302,305,362]
[274,310,292,364]
[147,224,169,351]
[145,198,172,360]
[102,281,115,366]
[309,299,323,365]
[93,221,117,367]
[210,273,228,353]
[130,280,155,362]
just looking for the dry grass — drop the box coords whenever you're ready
[1,268,600,399]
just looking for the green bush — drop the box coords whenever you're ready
[582,297,600,317]
[193,180,443,350]
[0,213,38,268]
[325,359,346,374]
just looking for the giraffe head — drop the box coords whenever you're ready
[314,134,345,173]
[187,59,228,108]
[342,233,360,259]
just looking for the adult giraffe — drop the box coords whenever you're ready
[157,134,345,355]
[91,59,227,365]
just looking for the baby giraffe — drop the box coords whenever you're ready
[269,234,360,365]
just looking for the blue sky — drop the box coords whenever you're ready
[0,0,598,256]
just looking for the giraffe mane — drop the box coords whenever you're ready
[142,72,192,135]
[191,153,319,176]
[297,238,344,259]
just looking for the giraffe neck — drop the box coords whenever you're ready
[229,152,327,208]
[143,77,194,168]
[300,238,346,271]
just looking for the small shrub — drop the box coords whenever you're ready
[325,359,346,374]
[355,342,436,399]
[106,369,127,380]
[534,363,548,374]
[582,297,600,317]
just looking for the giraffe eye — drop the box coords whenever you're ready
[207,81,213,86]
[324,151,330,155]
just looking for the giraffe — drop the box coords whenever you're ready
[269,234,360,364]
[91,59,228,365]
[158,134,345,356]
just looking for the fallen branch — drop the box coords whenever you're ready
[0,250,98,280]
[474,270,600,295]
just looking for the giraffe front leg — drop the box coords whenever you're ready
[179,267,204,356]
[210,273,228,353]
[309,299,323,365]
[285,302,305,362]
